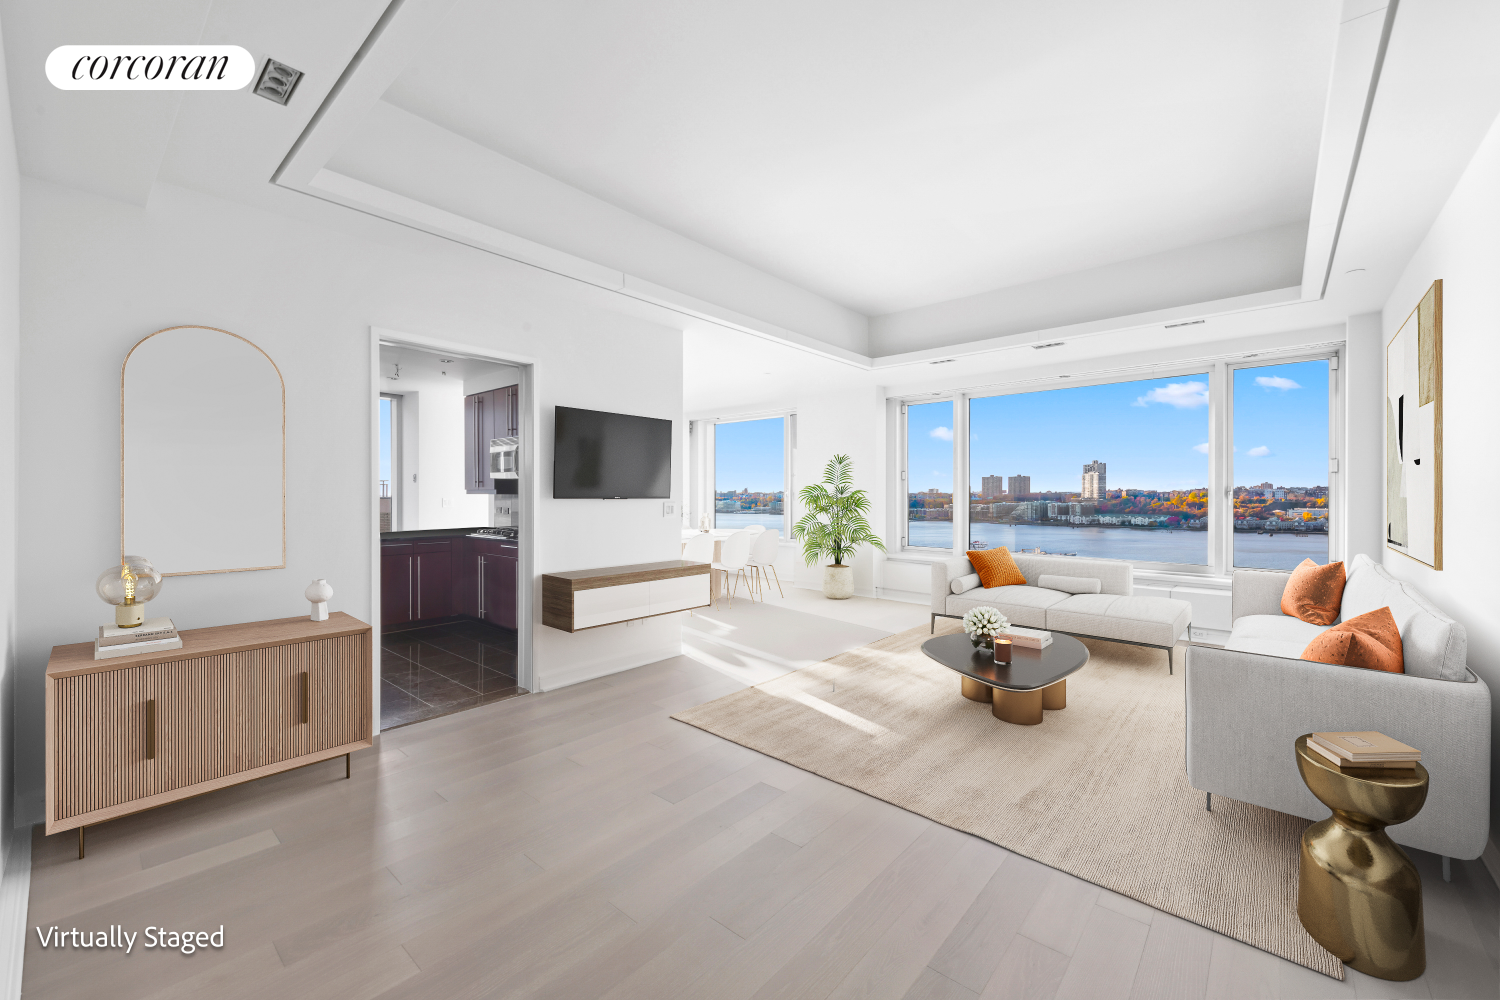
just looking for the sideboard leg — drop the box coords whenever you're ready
[78,826,85,860]
[346,753,351,780]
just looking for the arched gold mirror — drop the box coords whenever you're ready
[121,326,285,575]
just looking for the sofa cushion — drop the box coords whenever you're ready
[1339,553,1467,681]
[1045,594,1191,647]
[1224,614,1330,661]
[1301,607,1403,673]
[948,585,1068,628]
[1281,559,1345,626]
[1039,574,1101,595]
[950,573,982,595]
[968,547,1027,589]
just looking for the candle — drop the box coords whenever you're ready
[993,638,1013,663]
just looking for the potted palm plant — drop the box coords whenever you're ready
[793,453,886,599]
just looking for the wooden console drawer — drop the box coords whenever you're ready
[542,561,709,632]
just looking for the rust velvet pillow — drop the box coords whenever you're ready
[1281,558,1346,626]
[1301,606,1404,674]
[967,547,1027,589]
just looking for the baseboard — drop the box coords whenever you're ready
[1483,836,1500,890]
[874,588,929,606]
[536,642,682,692]
[0,829,31,999]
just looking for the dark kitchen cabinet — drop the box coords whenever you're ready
[381,544,412,627]
[469,537,517,630]
[453,537,479,618]
[381,539,456,630]
[463,384,520,494]
[414,542,454,620]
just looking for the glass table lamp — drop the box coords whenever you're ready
[97,556,163,628]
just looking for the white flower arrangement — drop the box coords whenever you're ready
[961,607,1009,644]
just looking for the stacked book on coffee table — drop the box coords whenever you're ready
[1000,626,1052,649]
[94,618,182,660]
[1307,731,1420,772]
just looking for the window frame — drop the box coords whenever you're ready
[378,392,402,531]
[894,345,1342,578]
[697,410,796,539]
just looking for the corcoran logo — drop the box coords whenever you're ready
[45,45,255,90]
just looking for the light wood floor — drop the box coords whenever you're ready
[22,652,1500,999]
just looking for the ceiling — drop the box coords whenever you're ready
[383,0,1339,316]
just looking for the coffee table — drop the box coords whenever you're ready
[921,631,1090,725]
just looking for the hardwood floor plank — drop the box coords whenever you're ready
[1017,870,1101,957]
[1126,911,1214,1000]
[977,935,1070,1000]
[902,967,981,1000]
[1050,905,1149,1000]
[927,851,1054,992]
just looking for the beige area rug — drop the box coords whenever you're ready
[672,619,1342,979]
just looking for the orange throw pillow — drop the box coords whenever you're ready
[1281,558,1346,626]
[1301,607,1404,674]
[967,547,1027,589]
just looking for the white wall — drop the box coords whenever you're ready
[379,352,490,530]
[1380,109,1500,852]
[14,176,686,823]
[0,13,18,859]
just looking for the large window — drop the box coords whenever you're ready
[379,394,400,532]
[714,417,786,536]
[967,374,1210,565]
[906,399,954,548]
[1232,360,1330,569]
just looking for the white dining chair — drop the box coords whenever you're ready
[744,524,766,534]
[681,532,721,608]
[746,529,783,599]
[714,530,756,607]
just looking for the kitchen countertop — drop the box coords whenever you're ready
[380,527,489,540]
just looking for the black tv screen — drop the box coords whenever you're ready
[553,406,673,499]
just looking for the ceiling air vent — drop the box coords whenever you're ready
[929,359,955,365]
[254,58,303,105]
[1032,341,1065,350]
[1164,319,1205,329]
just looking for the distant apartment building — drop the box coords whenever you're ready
[981,475,1005,498]
[1081,460,1106,499]
[1006,475,1031,496]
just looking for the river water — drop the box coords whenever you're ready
[907,521,1326,570]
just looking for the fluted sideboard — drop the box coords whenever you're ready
[46,612,373,857]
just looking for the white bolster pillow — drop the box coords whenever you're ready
[1039,574,1101,594]
[950,573,983,595]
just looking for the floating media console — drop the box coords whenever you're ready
[542,561,710,632]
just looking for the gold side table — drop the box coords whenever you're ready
[1294,735,1429,981]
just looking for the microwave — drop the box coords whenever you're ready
[489,436,519,495]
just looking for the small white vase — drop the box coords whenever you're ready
[306,578,333,621]
[822,564,854,600]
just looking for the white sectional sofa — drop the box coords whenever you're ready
[1186,553,1491,861]
[931,553,1193,671]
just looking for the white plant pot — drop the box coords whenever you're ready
[822,564,854,600]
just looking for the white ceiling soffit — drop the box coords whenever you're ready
[270,0,1424,368]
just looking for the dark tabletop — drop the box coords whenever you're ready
[921,632,1089,692]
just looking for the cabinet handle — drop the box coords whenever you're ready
[417,557,423,619]
[408,557,413,621]
[146,699,156,760]
[478,555,485,617]
[300,671,309,725]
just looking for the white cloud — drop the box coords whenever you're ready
[1247,445,1271,457]
[1192,442,1210,454]
[930,426,953,441]
[1134,381,1209,408]
[1254,376,1301,391]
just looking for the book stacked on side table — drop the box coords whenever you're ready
[94,618,182,660]
[1001,626,1052,649]
[1307,731,1420,771]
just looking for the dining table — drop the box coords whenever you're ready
[681,529,738,599]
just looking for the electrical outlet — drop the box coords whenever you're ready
[662,501,678,517]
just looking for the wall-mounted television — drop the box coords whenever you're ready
[553,405,672,499]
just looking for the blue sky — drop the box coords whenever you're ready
[715,417,785,493]
[904,360,1330,495]
[379,397,393,485]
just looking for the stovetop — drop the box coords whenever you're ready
[468,526,518,540]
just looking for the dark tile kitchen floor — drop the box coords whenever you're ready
[380,619,526,729]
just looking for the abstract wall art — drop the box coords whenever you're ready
[1386,279,1442,569]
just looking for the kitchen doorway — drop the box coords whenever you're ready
[373,337,534,730]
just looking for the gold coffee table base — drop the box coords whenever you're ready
[961,677,1066,725]
[1295,736,1429,981]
